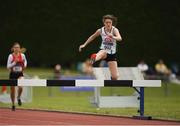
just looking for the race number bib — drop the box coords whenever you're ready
[103,42,113,51]
[104,45,112,50]
[13,66,23,72]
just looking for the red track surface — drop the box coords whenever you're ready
[0,108,180,125]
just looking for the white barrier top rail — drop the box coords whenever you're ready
[0,79,161,87]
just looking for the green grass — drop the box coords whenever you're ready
[0,67,79,79]
[0,67,180,121]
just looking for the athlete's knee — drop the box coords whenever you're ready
[111,74,119,80]
[19,76,24,79]
[96,50,107,59]
[18,86,23,90]
[10,86,15,91]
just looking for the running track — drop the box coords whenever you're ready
[0,108,180,125]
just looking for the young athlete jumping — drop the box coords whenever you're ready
[79,14,122,80]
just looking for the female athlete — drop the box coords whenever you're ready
[7,42,27,111]
[79,14,122,80]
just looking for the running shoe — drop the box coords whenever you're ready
[90,53,96,64]
[17,98,22,106]
[12,105,15,111]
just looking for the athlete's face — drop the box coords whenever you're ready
[104,19,113,29]
[13,44,21,53]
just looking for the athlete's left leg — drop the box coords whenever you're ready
[17,87,22,100]
[108,61,119,80]
[17,76,23,106]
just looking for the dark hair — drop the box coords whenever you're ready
[102,14,118,26]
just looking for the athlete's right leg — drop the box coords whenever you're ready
[90,50,107,64]
[10,86,15,111]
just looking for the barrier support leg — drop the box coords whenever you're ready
[133,87,152,120]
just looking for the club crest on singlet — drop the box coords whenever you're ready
[100,26,117,54]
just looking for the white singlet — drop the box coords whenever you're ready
[100,26,117,54]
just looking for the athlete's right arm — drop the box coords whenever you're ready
[7,54,16,69]
[79,29,101,52]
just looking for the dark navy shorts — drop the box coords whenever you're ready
[9,72,23,79]
[104,53,117,62]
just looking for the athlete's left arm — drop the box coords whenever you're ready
[22,54,27,68]
[112,28,122,41]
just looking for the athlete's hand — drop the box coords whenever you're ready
[79,44,85,52]
[14,58,19,63]
[108,34,113,39]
